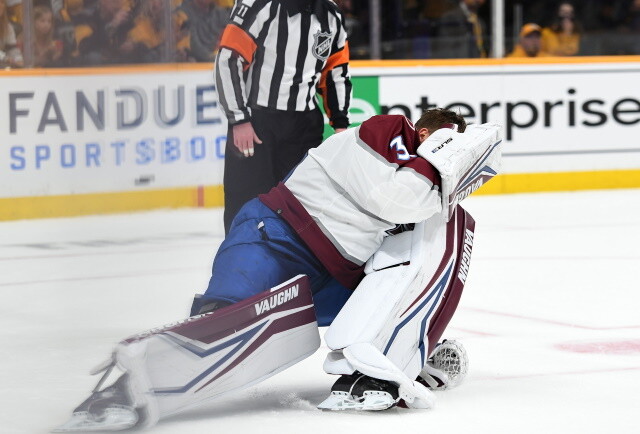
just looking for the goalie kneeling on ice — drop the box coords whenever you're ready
[55,115,503,430]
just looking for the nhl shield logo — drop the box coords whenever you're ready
[312,31,333,61]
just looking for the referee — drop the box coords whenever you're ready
[215,0,352,233]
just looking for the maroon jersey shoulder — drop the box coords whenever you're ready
[358,115,421,163]
[358,115,440,185]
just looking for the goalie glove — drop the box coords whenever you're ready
[417,340,469,390]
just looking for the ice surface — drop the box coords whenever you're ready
[1,190,639,434]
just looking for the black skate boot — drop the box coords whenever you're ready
[317,371,400,411]
[54,364,141,432]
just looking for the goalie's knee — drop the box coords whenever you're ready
[189,294,232,316]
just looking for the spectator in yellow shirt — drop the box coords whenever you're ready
[508,23,552,58]
[541,1,581,56]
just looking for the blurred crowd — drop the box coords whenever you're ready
[0,0,232,67]
[1,0,639,68]
[339,0,640,59]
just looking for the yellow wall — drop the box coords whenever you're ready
[3,170,639,221]
[477,169,640,195]
[0,186,224,221]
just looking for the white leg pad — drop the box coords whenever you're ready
[322,350,355,375]
[324,215,449,378]
[116,275,319,424]
[323,206,476,405]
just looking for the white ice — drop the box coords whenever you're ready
[1,189,639,434]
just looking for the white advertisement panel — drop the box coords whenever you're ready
[1,60,639,203]
[0,68,227,198]
[367,62,640,174]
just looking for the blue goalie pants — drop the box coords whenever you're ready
[203,198,352,326]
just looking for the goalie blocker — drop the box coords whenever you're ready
[54,275,320,432]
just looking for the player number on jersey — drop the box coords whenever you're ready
[390,136,410,161]
[233,3,250,20]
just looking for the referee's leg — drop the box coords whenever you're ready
[273,108,324,182]
[223,119,275,233]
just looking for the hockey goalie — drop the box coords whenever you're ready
[55,109,502,431]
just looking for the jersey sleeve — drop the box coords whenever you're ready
[214,0,271,125]
[318,10,351,130]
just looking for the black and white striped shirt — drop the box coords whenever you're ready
[215,0,351,129]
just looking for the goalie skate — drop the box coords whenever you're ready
[54,339,157,433]
[53,363,145,432]
[317,372,399,411]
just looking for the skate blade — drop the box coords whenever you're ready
[52,407,138,432]
[317,391,360,411]
[360,391,398,410]
[317,391,396,411]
